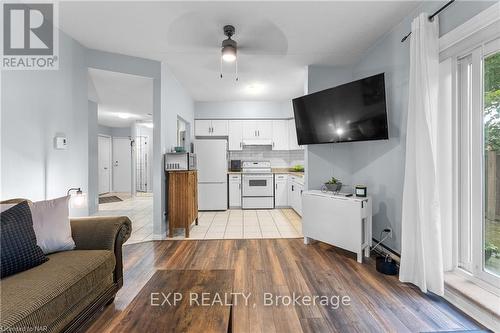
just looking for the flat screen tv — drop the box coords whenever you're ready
[292,73,388,145]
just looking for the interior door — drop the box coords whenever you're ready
[112,137,132,193]
[98,136,111,194]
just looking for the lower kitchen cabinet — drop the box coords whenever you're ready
[274,174,288,207]
[289,176,304,216]
[228,174,242,208]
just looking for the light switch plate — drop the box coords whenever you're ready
[54,136,68,150]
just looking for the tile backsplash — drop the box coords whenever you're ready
[229,146,304,168]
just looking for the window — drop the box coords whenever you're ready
[457,38,500,288]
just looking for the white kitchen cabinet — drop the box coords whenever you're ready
[195,120,212,136]
[289,175,304,216]
[274,174,288,207]
[195,120,228,137]
[229,174,242,208]
[255,120,272,139]
[211,120,229,136]
[228,120,243,151]
[242,120,272,139]
[288,119,303,150]
[272,120,289,150]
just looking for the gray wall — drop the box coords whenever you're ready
[88,101,98,214]
[1,30,89,215]
[305,1,497,252]
[195,101,293,119]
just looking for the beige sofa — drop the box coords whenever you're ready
[0,204,131,333]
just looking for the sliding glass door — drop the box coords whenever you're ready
[458,38,500,288]
[483,50,500,277]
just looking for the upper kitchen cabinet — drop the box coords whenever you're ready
[242,120,272,140]
[195,120,229,137]
[272,120,289,150]
[228,120,243,151]
[288,118,303,150]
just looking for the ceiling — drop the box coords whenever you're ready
[89,68,153,127]
[62,1,420,102]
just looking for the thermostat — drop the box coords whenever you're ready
[54,136,68,150]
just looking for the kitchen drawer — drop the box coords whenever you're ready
[274,174,288,182]
[229,174,241,182]
[290,175,304,185]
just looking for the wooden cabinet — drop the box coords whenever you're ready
[274,174,288,207]
[228,174,242,208]
[228,120,243,151]
[195,120,228,137]
[167,171,198,237]
[272,120,289,150]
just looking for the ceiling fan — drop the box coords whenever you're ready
[220,25,238,81]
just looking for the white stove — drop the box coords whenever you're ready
[241,161,274,209]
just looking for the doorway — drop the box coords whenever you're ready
[98,135,111,194]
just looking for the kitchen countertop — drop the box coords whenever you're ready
[227,169,304,177]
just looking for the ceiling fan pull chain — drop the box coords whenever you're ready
[220,56,223,79]
[235,59,238,81]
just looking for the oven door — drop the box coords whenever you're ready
[242,174,274,197]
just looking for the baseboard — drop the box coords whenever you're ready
[372,237,400,263]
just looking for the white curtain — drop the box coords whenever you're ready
[400,13,444,295]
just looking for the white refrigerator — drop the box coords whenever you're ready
[194,139,228,210]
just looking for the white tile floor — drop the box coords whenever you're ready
[170,209,302,240]
[94,193,302,243]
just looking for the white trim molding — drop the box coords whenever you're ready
[439,2,500,52]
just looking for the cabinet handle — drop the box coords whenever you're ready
[258,130,260,137]
[292,185,294,191]
[275,184,277,190]
[240,142,242,148]
[272,141,275,148]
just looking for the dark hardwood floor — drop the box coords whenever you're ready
[85,239,483,332]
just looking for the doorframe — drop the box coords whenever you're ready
[111,136,133,194]
[98,134,112,195]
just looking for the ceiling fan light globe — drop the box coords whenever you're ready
[221,44,237,62]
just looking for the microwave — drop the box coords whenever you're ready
[165,152,197,171]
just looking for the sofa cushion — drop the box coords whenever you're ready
[31,196,75,254]
[0,202,48,278]
[0,250,115,331]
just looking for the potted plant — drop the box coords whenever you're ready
[324,177,342,192]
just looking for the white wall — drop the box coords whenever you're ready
[195,101,293,119]
[304,1,497,252]
[1,30,88,213]
[98,125,131,137]
[158,64,195,235]
[88,101,98,214]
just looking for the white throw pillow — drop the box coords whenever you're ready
[31,196,75,254]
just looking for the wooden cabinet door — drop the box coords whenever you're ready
[228,120,243,151]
